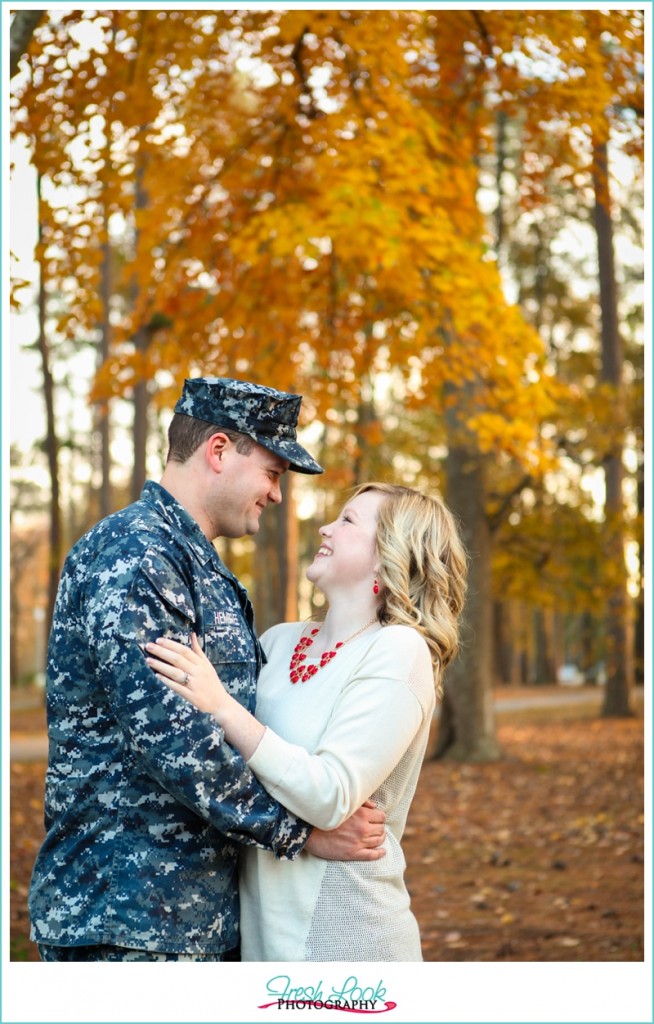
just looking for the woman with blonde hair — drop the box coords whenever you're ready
[146,482,467,961]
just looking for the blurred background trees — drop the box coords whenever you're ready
[9,8,644,759]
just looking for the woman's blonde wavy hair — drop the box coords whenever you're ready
[352,483,468,697]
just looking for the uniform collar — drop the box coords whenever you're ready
[141,480,235,577]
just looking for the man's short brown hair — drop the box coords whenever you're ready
[166,414,255,464]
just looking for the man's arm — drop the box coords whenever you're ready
[306,800,387,861]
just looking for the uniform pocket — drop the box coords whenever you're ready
[202,623,257,709]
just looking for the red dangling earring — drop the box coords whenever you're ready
[373,578,379,595]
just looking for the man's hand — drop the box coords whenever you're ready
[305,800,387,861]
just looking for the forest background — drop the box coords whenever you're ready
[9,5,646,761]
[4,3,649,1010]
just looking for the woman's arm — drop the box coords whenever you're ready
[146,629,433,830]
[145,633,267,759]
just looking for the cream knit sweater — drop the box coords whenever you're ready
[239,622,436,962]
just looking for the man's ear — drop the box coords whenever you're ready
[207,432,228,471]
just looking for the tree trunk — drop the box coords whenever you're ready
[509,602,525,687]
[97,230,113,517]
[579,610,596,677]
[492,600,511,685]
[437,79,499,748]
[532,608,555,685]
[8,528,40,686]
[131,155,149,502]
[633,472,644,684]
[9,10,44,77]
[282,474,299,623]
[252,474,298,633]
[36,174,63,635]
[435,433,500,761]
[131,327,149,502]
[494,109,507,259]
[353,375,377,484]
[592,137,633,717]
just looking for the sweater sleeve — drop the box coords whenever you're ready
[246,627,434,829]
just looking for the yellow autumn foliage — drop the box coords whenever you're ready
[11,7,643,480]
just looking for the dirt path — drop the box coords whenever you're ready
[9,685,608,762]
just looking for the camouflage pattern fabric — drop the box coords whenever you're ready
[29,481,310,955]
[174,377,324,474]
[37,943,237,962]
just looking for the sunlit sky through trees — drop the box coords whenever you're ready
[7,4,648,515]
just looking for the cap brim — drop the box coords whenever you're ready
[257,436,324,475]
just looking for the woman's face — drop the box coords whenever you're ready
[306,490,385,592]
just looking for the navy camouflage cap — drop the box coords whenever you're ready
[174,377,324,475]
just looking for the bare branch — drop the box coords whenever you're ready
[488,474,533,535]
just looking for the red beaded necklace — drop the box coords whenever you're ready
[290,618,378,684]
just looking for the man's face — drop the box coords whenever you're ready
[212,441,289,538]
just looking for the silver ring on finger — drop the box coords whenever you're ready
[182,671,190,686]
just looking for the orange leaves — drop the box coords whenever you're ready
[466,412,543,462]
[10,8,643,481]
[409,714,644,962]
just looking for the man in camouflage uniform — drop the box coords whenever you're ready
[29,378,385,962]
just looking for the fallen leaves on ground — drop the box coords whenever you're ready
[10,699,644,962]
[404,715,644,962]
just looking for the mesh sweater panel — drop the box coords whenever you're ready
[303,655,432,960]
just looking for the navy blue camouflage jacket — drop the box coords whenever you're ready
[29,481,310,954]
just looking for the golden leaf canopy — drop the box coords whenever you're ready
[11,8,643,469]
